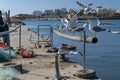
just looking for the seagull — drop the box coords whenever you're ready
[61,9,80,30]
[96,18,104,26]
[95,6,102,15]
[96,18,115,26]
[87,20,109,36]
[89,6,102,16]
[60,2,89,30]
[107,30,120,34]
[70,22,87,32]
[61,18,69,28]
[69,51,83,56]
[54,23,65,32]
[76,1,93,15]
[68,15,78,28]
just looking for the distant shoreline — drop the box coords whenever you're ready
[11,17,120,23]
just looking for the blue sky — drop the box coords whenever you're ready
[0,0,120,16]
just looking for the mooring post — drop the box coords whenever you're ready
[55,54,61,80]
[83,30,86,73]
[19,25,21,49]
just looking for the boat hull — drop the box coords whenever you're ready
[61,44,76,50]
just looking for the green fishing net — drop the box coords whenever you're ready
[0,48,17,62]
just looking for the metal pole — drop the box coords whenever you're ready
[37,26,39,44]
[50,26,53,48]
[8,10,11,63]
[83,30,86,73]
[19,25,21,49]
[8,10,11,26]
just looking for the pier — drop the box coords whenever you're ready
[0,10,100,80]
[0,25,99,80]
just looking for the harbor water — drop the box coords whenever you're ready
[23,19,120,80]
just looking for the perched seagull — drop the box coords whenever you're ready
[54,23,65,32]
[87,20,109,36]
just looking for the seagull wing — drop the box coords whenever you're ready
[71,23,87,32]
[69,16,78,28]
[82,23,88,28]
[76,1,86,8]
[61,18,69,28]
[111,31,120,34]
[96,18,101,26]
[71,27,84,32]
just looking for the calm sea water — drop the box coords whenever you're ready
[23,19,120,80]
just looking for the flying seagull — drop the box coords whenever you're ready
[96,18,115,26]
[87,20,109,36]
[70,23,87,32]
[107,30,120,34]
[76,1,93,15]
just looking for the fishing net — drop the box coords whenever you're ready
[0,48,17,62]
[0,68,20,80]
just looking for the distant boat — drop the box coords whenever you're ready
[61,43,76,50]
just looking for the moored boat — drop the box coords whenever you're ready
[61,43,76,50]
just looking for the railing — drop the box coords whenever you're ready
[0,25,21,35]
[37,25,53,48]
[0,24,22,62]
[0,25,22,47]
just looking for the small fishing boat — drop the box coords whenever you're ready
[61,43,76,50]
